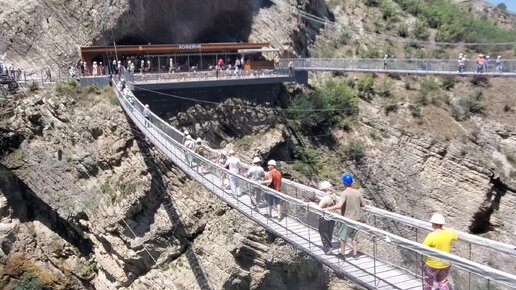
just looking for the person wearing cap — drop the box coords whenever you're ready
[316,181,338,255]
[422,213,458,290]
[183,135,195,166]
[325,173,365,259]
[484,55,490,72]
[458,54,464,73]
[223,149,242,197]
[496,56,503,72]
[143,104,150,127]
[383,55,388,70]
[475,54,485,73]
[261,160,283,220]
[246,157,266,209]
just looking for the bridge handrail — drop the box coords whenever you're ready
[114,84,516,288]
[241,162,516,257]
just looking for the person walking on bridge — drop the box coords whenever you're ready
[383,55,388,70]
[246,157,266,209]
[143,104,150,127]
[223,149,242,197]
[262,160,283,220]
[316,181,338,255]
[325,173,365,259]
[422,213,458,290]
[496,56,503,72]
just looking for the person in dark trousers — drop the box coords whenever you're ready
[316,181,337,255]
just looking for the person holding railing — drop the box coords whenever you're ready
[325,173,365,259]
[183,134,195,166]
[143,104,150,127]
[246,157,266,209]
[223,149,242,197]
[261,160,283,220]
[496,56,503,72]
[422,213,458,290]
[315,181,338,255]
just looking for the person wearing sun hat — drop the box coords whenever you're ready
[422,213,458,290]
[317,181,338,255]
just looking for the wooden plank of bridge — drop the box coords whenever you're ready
[129,109,423,290]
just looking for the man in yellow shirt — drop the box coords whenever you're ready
[422,213,458,290]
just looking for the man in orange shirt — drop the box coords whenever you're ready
[262,160,282,220]
[422,213,458,290]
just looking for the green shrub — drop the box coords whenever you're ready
[287,80,358,134]
[409,104,422,118]
[14,272,43,290]
[377,78,394,98]
[344,140,366,162]
[380,0,398,21]
[394,0,516,43]
[28,81,39,92]
[357,75,375,101]
[110,96,119,106]
[413,20,430,40]
[452,91,484,120]
[440,77,456,90]
[497,3,507,11]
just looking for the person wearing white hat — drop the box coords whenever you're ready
[262,160,283,220]
[422,213,458,290]
[183,134,195,166]
[143,104,150,127]
[223,149,242,197]
[383,55,388,70]
[496,55,503,72]
[246,156,265,209]
[316,181,338,255]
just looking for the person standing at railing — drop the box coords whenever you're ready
[383,55,388,70]
[496,56,503,72]
[143,104,150,127]
[288,60,294,76]
[422,213,458,290]
[325,173,365,259]
[316,181,338,255]
[183,134,195,166]
[484,55,490,72]
[476,54,485,73]
[169,58,174,73]
[457,54,464,73]
[261,160,283,221]
[223,150,242,197]
[246,157,266,209]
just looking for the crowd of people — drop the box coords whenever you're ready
[458,53,503,73]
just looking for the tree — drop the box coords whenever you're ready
[496,3,507,11]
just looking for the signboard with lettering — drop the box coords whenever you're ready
[178,44,202,50]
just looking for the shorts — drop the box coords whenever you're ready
[266,193,281,206]
[337,223,358,241]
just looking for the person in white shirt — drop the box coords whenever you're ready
[223,150,242,197]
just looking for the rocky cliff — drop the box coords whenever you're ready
[0,0,330,73]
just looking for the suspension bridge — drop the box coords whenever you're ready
[113,80,516,290]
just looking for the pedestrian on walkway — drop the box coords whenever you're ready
[457,54,464,73]
[496,56,503,72]
[183,135,195,166]
[216,151,228,188]
[223,149,242,197]
[422,213,458,290]
[169,58,174,73]
[325,173,365,259]
[288,60,294,76]
[246,157,266,209]
[317,181,338,255]
[383,55,388,70]
[261,160,283,220]
[475,54,485,73]
[143,104,150,127]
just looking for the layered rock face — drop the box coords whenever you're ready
[0,90,352,289]
[0,0,329,73]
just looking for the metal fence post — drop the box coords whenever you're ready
[468,243,472,290]
[373,236,377,288]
